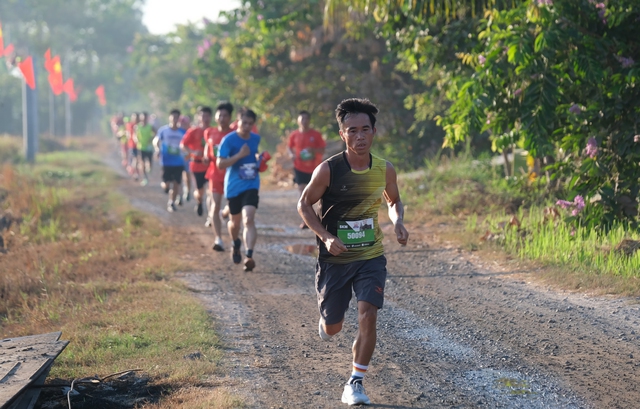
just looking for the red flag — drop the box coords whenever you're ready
[3,43,14,58]
[0,23,4,57]
[47,56,64,95]
[63,78,77,102]
[95,85,106,106]
[18,57,36,89]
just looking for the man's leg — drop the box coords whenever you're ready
[228,204,243,264]
[353,301,377,367]
[211,192,224,250]
[241,205,257,271]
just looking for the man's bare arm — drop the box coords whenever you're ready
[383,162,409,245]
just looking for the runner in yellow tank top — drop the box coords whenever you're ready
[298,98,409,406]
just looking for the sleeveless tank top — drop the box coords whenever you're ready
[318,151,387,264]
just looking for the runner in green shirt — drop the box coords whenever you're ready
[135,112,156,186]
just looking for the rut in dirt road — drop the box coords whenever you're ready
[118,168,640,409]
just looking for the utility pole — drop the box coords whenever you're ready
[22,56,38,163]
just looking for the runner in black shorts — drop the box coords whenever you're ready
[154,109,187,212]
[298,98,409,406]
[217,109,263,272]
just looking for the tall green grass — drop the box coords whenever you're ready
[406,153,640,279]
[497,208,640,277]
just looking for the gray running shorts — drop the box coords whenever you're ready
[315,255,387,325]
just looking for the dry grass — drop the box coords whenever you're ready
[0,145,241,408]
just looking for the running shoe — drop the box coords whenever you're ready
[341,383,371,406]
[205,217,212,227]
[140,178,148,187]
[196,202,203,216]
[243,257,255,272]
[167,202,176,213]
[232,245,242,264]
[318,318,332,341]
[212,237,224,252]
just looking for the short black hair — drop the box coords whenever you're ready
[298,110,311,118]
[142,111,148,117]
[335,98,379,129]
[240,109,257,123]
[216,102,234,115]
[169,109,181,116]
[200,106,213,115]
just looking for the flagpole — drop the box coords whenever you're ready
[22,56,38,163]
[64,56,71,136]
[49,88,55,137]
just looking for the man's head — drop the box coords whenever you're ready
[135,113,143,123]
[216,102,233,129]
[238,109,257,136]
[130,112,138,123]
[169,109,181,128]
[298,110,311,131]
[179,115,191,129]
[141,111,149,124]
[199,106,213,128]
[335,98,378,155]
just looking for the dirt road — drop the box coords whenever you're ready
[117,163,640,409]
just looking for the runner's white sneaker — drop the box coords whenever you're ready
[341,383,371,406]
[318,318,332,341]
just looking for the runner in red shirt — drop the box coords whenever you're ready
[287,110,326,228]
[204,102,234,251]
[180,107,212,216]
[126,113,140,180]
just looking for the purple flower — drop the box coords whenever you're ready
[595,2,605,8]
[478,55,486,65]
[634,135,640,143]
[569,104,581,115]
[573,195,585,211]
[202,17,211,26]
[537,0,553,5]
[556,200,573,209]
[197,45,205,58]
[203,39,211,50]
[585,137,598,158]
[514,88,523,97]
[257,14,264,21]
[616,56,634,68]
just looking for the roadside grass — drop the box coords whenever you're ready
[0,143,240,408]
[403,153,640,295]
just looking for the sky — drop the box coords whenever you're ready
[142,0,240,34]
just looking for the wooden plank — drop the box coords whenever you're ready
[0,332,68,409]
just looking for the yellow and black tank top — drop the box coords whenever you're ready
[318,151,387,264]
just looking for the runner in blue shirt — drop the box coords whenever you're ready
[217,108,262,271]
[153,109,186,213]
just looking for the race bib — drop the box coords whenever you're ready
[300,149,314,161]
[167,145,180,155]
[337,218,375,248]
[239,163,257,180]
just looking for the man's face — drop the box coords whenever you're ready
[339,113,375,155]
[169,114,179,128]
[298,114,310,130]
[238,115,255,135]
[216,109,231,128]
[141,114,148,124]
[201,111,212,127]
[130,115,137,123]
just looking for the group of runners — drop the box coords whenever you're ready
[111,98,409,406]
